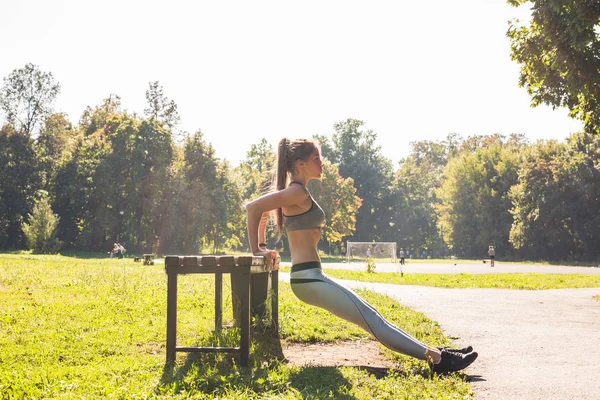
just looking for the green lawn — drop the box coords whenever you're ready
[277,266,600,290]
[0,254,472,399]
[277,254,600,267]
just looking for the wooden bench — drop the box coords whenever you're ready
[143,254,155,265]
[164,255,279,366]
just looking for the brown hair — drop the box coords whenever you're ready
[274,137,319,235]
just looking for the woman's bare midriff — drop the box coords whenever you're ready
[287,228,321,265]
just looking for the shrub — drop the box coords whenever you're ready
[366,257,376,273]
[21,197,63,253]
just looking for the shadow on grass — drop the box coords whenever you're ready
[157,328,364,398]
[156,325,457,398]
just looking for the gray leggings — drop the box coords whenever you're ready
[290,262,428,360]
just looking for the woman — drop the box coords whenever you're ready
[246,138,477,374]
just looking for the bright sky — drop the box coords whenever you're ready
[1,0,582,167]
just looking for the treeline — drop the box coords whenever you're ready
[1,64,600,261]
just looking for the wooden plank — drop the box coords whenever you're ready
[239,271,251,366]
[183,256,200,267]
[215,272,222,331]
[175,265,249,275]
[201,256,217,267]
[236,256,253,267]
[164,256,181,267]
[218,256,235,267]
[272,270,279,333]
[250,265,271,274]
[176,346,240,353]
[166,272,178,364]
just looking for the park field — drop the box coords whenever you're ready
[0,254,472,399]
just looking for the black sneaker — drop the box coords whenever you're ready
[431,349,478,375]
[437,345,473,354]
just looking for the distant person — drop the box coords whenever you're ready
[399,248,405,265]
[488,245,495,267]
[245,137,477,374]
[109,243,118,258]
[366,248,371,259]
[116,242,126,259]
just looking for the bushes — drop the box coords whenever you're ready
[21,197,63,253]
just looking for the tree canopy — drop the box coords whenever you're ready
[2,61,600,262]
[507,0,600,133]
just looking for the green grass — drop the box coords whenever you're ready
[0,254,472,399]
[277,253,600,267]
[594,295,600,301]
[278,266,600,290]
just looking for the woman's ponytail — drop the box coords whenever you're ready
[275,138,290,235]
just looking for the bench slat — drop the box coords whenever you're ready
[176,346,241,353]
[218,256,235,267]
[165,255,279,269]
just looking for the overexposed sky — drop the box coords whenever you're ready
[0,0,582,166]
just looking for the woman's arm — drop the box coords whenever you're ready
[246,185,307,253]
[258,212,269,248]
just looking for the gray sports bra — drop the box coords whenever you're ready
[282,182,326,232]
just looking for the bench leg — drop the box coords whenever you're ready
[239,272,250,366]
[271,270,279,332]
[166,272,178,364]
[215,272,222,331]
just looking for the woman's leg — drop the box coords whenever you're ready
[291,267,433,361]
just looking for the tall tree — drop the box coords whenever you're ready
[0,63,60,136]
[206,160,246,253]
[36,113,79,193]
[0,125,41,248]
[507,1,600,133]
[437,139,522,258]
[144,81,181,138]
[169,131,219,253]
[331,119,394,241]
[510,133,600,260]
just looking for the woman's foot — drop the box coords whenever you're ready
[430,349,478,375]
[437,345,473,354]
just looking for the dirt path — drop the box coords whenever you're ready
[280,273,600,399]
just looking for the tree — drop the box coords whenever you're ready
[22,195,63,253]
[168,131,220,253]
[237,138,276,201]
[331,119,394,241]
[395,156,441,257]
[206,160,246,253]
[36,113,79,192]
[144,81,181,130]
[79,94,123,136]
[507,1,600,133]
[0,125,41,248]
[0,63,61,136]
[509,133,600,260]
[437,138,522,258]
[308,160,362,250]
[313,134,337,163]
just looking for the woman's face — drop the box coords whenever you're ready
[301,148,323,179]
